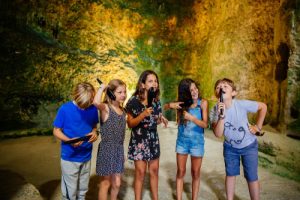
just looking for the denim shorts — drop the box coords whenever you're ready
[176,133,204,157]
[223,139,258,182]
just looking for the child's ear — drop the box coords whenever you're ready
[232,90,237,97]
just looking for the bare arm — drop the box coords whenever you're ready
[211,102,226,138]
[211,118,225,138]
[255,102,267,130]
[93,85,107,112]
[184,99,209,128]
[248,102,267,134]
[127,108,153,128]
[53,127,70,142]
[163,102,183,110]
[93,85,109,122]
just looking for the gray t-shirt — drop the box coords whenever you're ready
[210,99,258,149]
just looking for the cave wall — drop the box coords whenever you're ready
[0,0,299,134]
[282,0,300,134]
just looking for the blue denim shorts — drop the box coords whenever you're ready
[176,133,204,157]
[223,140,258,182]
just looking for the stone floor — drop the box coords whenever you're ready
[0,122,300,199]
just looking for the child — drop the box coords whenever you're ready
[210,78,267,200]
[165,78,208,200]
[93,79,127,200]
[53,82,99,200]
[125,70,168,200]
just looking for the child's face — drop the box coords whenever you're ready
[215,81,236,100]
[114,85,127,103]
[143,74,158,91]
[190,83,199,100]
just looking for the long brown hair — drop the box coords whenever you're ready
[133,70,160,101]
[177,78,200,124]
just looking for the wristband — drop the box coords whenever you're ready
[218,115,225,120]
[254,125,265,136]
[255,125,261,132]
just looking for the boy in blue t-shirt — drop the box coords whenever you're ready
[53,82,99,200]
[210,78,267,200]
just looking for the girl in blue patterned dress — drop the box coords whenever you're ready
[125,70,168,200]
[93,79,127,200]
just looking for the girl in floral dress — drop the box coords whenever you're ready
[125,70,168,200]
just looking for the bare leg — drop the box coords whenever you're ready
[134,160,147,200]
[191,156,203,200]
[98,176,111,200]
[248,180,259,200]
[148,159,159,200]
[110,174,122,200]
[176,154,188,200]
[225,176,236,200]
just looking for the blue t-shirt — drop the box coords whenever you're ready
[53,101,99,162]
[210,99,258,149]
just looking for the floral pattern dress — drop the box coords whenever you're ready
[125,95,162,161]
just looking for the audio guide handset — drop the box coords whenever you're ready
[64,135,91,144]
[96,78,116,101]
[219,88,225,118]
[146,87,157,121]
[147,87,157,108]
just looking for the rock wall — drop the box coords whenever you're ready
[283,0,300,135]
[0,0,299,134]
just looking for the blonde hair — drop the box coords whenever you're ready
[72,82,95,109]
[104,79,126,105]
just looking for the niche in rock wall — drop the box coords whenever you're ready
[273,42,290,125]
[275,42,289,82]
[291,106,299,119]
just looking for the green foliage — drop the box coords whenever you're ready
[258,155,274,169]
[258,138,300,183]
[196,51,214,100]
[274,170,300,183]
[134,36,164,75]
[258,141,277,156]
[273,158,300,183]
[99,0,196,23]
[160,75,182,120]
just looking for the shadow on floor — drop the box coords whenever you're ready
[39,179,60,200]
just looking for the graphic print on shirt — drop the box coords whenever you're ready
[224,122,246,145]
